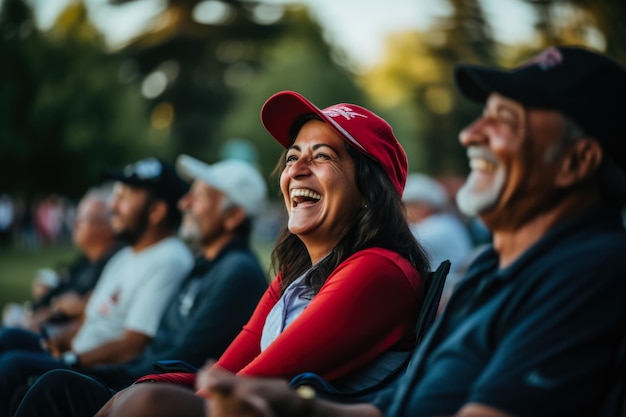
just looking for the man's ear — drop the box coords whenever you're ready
[555,138,603,187]
[149,200,169,225]
[224,206,247,232]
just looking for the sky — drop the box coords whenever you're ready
[23,0,537,69]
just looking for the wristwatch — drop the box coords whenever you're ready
[61,351,80,368]
[295,385,316,417]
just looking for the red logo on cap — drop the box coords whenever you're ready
[323,106,368,121]
[524,47,563,70]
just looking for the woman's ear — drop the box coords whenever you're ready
[555,138,603,188]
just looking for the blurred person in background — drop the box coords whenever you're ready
[15,197,37,250]
[402,173,473,308]
[0,193,13,247]
[166,46,626,417]
[0,157,194,417]
[34,195,65,247]
[9,155,270,417]
[2,186,123,331]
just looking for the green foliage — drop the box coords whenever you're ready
[213,6,368,187]
[524,0,626,66]
[2,0,625,202]
[0,0,160,199]
[115,0,287,160]
[359,27,493,176]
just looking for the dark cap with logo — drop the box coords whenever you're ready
[454,46,626,173]
[103,157,189,207]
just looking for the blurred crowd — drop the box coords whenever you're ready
[0,193,77,249]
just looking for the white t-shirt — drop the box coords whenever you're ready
[71,236,193,354]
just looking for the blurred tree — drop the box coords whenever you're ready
[573,0,626,62]
[524,0,626,64]
[211,5,367,187]
[360,0,496,176]
[0,0,159,199]
[109,0,286,159]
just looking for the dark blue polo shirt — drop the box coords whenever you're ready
[375,207,626,417]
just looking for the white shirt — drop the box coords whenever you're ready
[71,236,193,354]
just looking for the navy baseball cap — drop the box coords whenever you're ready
[103,157,189,208]
[455,46,626,173]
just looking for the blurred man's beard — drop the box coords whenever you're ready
[456,167,505,217]
[113,202,151,246]
[179,214,201,246]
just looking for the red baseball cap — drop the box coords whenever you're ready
[261,91,408,196]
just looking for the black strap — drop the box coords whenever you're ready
[415,260,451,344]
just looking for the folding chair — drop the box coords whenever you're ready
[289,260,451,403]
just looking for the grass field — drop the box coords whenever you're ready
[0,240,275,315]
[0,244,79,311]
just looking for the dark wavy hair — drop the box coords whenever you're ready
[270,115,430,294]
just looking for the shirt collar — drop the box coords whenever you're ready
[465,207,624,286]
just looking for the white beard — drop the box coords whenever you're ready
[456,167,506,217]
[179,214,202,245]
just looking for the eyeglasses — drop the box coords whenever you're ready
[124,158,163,180]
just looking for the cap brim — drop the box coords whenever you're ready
[101,169,144,188]
[176,154,215,184]
[261,91,327,148]
[455,64,553,107]
[261,91,369,154]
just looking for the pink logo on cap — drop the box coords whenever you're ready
[323,106,368,121]
[524,47,564,70]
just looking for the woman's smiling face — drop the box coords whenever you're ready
[280,120,364,257]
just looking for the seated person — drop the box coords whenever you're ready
[2,187,122,332]
[0,158,195,416]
